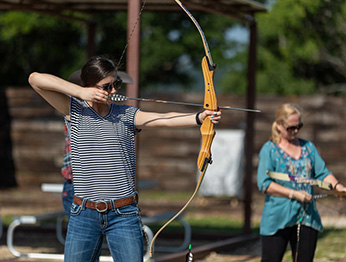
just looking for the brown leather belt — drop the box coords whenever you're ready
[73,194,138,212]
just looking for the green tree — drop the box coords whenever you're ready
[256,0,346,95]
[2,8,284,96]
[0,11,85,85]
[0,10,239,91]
[221,0,346,95]
[138,11,238,91]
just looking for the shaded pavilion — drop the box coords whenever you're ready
[0,0,267,234]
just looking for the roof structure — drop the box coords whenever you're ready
[0,0,266,12]
[0,0,266,22]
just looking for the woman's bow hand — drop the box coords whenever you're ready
[198,110,222,124]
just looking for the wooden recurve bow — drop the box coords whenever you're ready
[150,0,219,257]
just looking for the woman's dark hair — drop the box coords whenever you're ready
[80,56,116,87]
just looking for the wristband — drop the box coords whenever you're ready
[289,189,294,199]
[195,112,202,126]
[333,181,342,190]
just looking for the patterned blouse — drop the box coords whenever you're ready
[257,139,330,235]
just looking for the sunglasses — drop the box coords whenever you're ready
[97,76,123,92]
[285,122,303,132]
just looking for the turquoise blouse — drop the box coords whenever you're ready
[257,139,331,236]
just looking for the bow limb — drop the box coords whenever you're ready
[174,0,214,65]
[174,1,218,171]
[175,0,218,172]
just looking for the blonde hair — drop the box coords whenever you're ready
[270,103,301,144]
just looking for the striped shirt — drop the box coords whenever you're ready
[70,97,140,201]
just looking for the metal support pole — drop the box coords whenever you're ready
[243,18,257,234]
[125,0,142,190]
[126,0,141,107]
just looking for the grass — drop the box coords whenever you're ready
[316,228,346,260]
[147,215,259,235]
[1,215,14,227]
[281,227,346,262]
[148,215,346,261]
[186,216,248,234]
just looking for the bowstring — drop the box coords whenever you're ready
[149,164,209,257]
[116,0,147,71]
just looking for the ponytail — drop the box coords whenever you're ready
[270,103,301,144]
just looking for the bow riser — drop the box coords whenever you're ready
[202,56,217,110]
[198,122,215,171]
[197,56,217,172]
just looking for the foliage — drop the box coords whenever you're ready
[138,11,237,91]
[254,0,346,95]
[0,11,85,85]
[2,0,346,95]
[221,0,346,95]
[94,12,128,65]
[0,10,237,91]
[256,45,315,95]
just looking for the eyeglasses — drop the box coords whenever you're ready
[285,122,303,132]
[96,76,123,92]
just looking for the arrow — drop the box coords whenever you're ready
[109,94,261,113]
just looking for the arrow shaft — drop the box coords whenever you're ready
[313,193,332,199]
[112,95,260,113]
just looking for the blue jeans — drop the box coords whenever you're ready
[64,195,143,262]
[62,181,74,219]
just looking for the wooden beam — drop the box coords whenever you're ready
[125,0,141,107]
[243,19,257,234]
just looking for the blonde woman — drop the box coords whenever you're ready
[257,103,346,262]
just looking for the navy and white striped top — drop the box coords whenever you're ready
[70,97,140,201]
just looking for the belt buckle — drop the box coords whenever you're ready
[95,200,108,212]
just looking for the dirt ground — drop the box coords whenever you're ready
[1,184,346,262]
